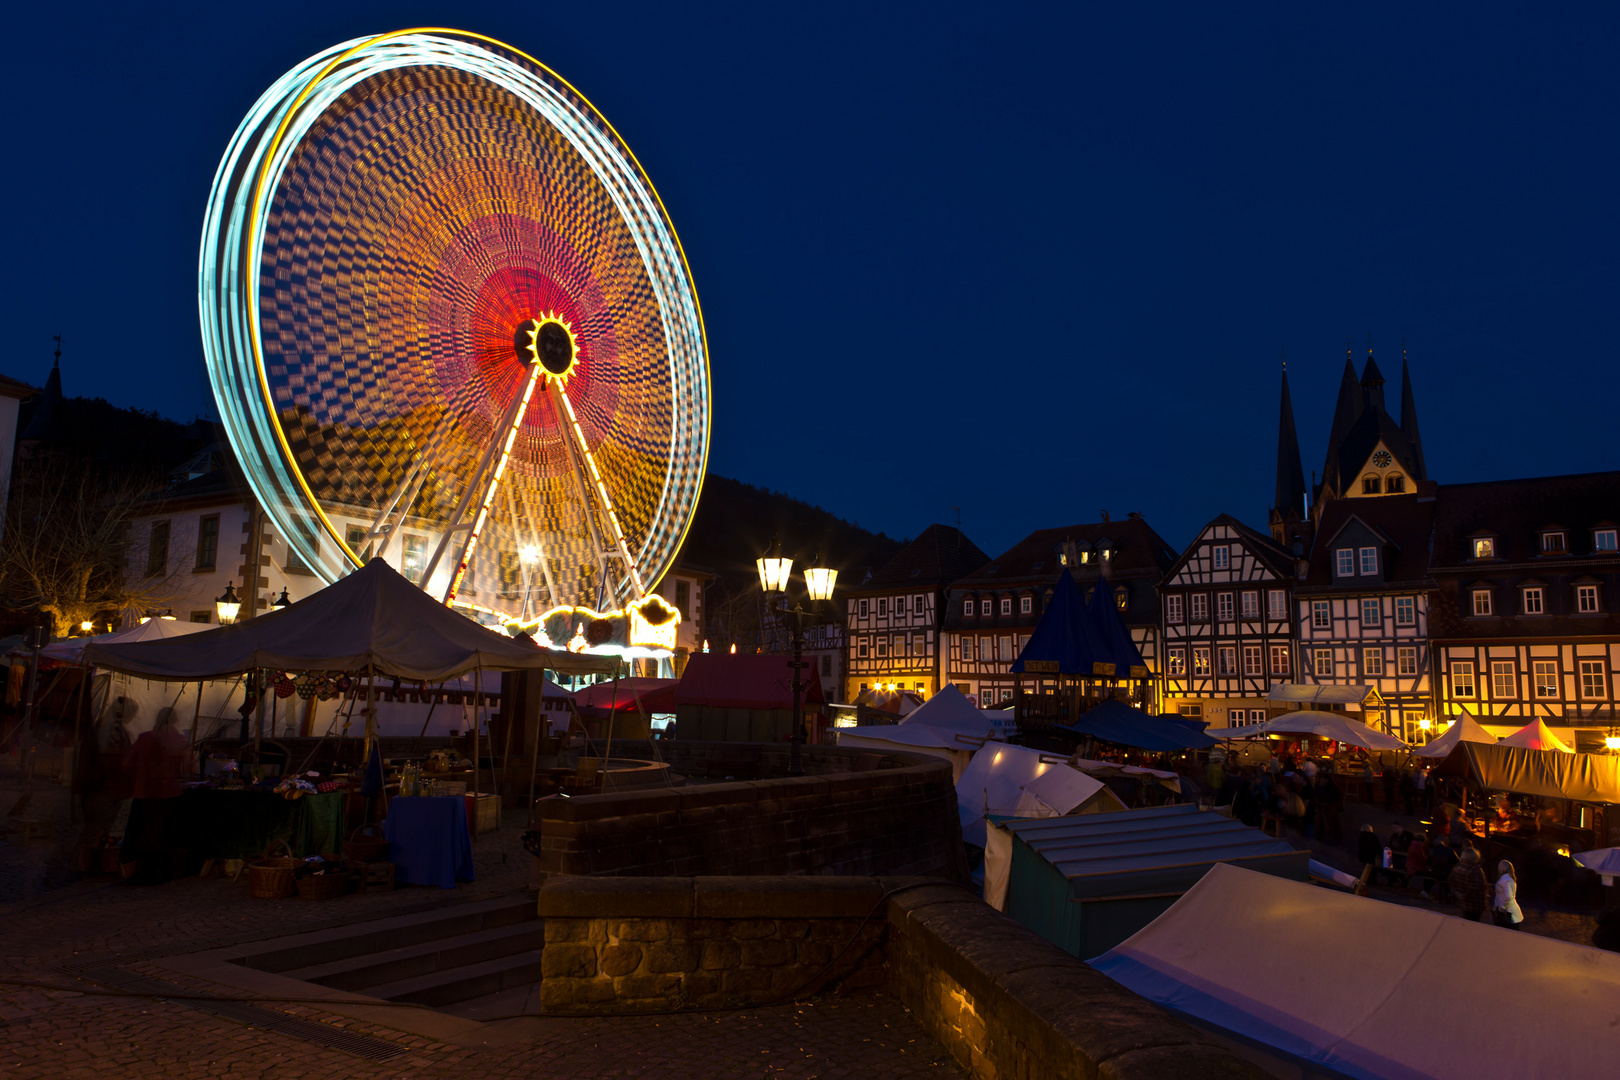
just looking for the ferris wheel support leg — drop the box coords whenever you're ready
[551,383,646,604]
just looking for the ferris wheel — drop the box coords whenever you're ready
[200,29,709,623]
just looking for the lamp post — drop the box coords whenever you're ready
[215,583,242,625]
[757,538,837,776]
[272,588,292,611]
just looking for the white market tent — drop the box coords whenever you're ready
[1415,712,1498,759]
[837,686,999,781]
[1574,846,1620,886]
[1092,862,1620,1080]
[1498,717,1574,753]
[1266,683,1379,707]
[1207,709,1407,751]
[41,618,210,662]
[899,684,993,733]
[957,743,1125,847]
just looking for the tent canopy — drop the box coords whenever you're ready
[1092,862,1620,1080]
[1499,717,1574,753]
[1059,699,1216,752]
[1010,569,1106,676]
[1085,580,1148,674]
[83,559,618,682]
[574,677,675,713]
[44,618,209,662]
[1433,741,1620,804]
[898,684,996,735]
[1255,709,1407,751]
[957,743,1124,846]
[673,653,826,710]
[1266,683,1379,706]
[1414,712,1497,758]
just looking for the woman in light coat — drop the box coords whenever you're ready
[1494,859,1525,929]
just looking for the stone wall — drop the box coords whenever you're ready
[537,876,1270,1080]
[534,742,965,880]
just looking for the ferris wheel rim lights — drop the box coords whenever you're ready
[199,28,709,609]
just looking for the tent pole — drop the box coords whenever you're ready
[498,669,516,799]
[472,663,481,802]
[407,682,446,762]
[602,665,621,790]
[528,662,546,827]
[188,681,203,778]
[253,670,265,766]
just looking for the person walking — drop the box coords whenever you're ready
[1429,836,1458,904]
[1357,824,1382,885]
[1494,860,1525,930]
[1450,847,1489,922]
[1406,833,1431,899]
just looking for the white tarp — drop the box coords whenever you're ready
[1575,846,1620,886]
[957,743,1123,847]
[42,618,210,662]
[1267,683,1376,707]
[1092,862,1620,1080]
[1259,710,1407,750]
[899,684,997,734]
[1499,718,1574,753]
[836,724,985,782]
[84,559,618,681]
[984,822,1013,910]
[1414,712,1498,759]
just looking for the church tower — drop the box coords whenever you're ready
[1269,367,1310,551]
[1311,343,1428,522]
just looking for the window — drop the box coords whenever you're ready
[1267,590,1286,619]
[894,635,907,656]
[1472,538,1495,559]
[146,520,170,577]
[960,638,972,661]
[1542,532,1566,554]
[820,655,832,677]
[1395,597,1415,625]
[675,581,691,620]
[877,598,888,617]
[999,635,1013,661]
[1314,649,1334,676]
[1115,588,1128,611]
[1018,634,1030,652]
[1241,591,1259,619]
[1398,647,1418,676]
[1363,648,1384,677]
[1471,589,1492,616]
[1019,595,1032,615]
[345,524,370,562]
[963,599,975,616]
[1578,585,1601,613]
[1167,648,1186,677]
[859,599,869,618]
[1190,594,1208,621]
[1311,600,1330,629]
[1000,597,1012,616]
[981,690,996,707]
[876,638,888,658]
[1165,595,1184,623]
[196,514,219,570]
[1243,645,1263,676]
[1359,547,1378,576]
[1451,661,1476,698]
[1193,647,1210,676]
[1335,548,1355,577]
[1270,645,1290,675]
[858,638,869,658]
[1491,661,1517,699]
[1362,475,1381,494]
[1361,598,1380,628]
[190,610,211,624]
[1533,660,1559,698]
[913,594,925,615]
[894,596,906,616]
[1000,689,1014,703]
[399,535,427,583]
[1581,660,1607,699]
[1522,587,1543,615]
[1216,593,1234,622]
[284,521,319,576]
[1217,646,1237,676]
[1212,545,1230,570]
[1386,474,1405,493]
[1595,529,1618,552]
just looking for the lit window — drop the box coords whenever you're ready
[1595,529,1618,552]
[1581,660,1607,699]
[1473,538,1495,559]
[1243,645,1262,676]
[1578,585,1601,613]
[1362,475,1381,494]
[1359,547,1378,575]
[1191,594,1208,621]
[1241,591,1259,619]
[1000,689,1013,702]
[1472,589,1493,616]
[1311,600,1331,629]
[1363,648,1384,677]
[1020,595,1032,615]
[1385,474,1405,493]
[1115,588,1128,611]
[1491,661,1516,699]
[1335,549,1355,577]
[1451,661,1476,698]
[1533,660,1558,698]
[1193,648,1210,676]
[1542,532,1566,554]
[1270,645,1290,675]
[1314,649,1333,676]
[1167,648,1186,677]
[1397,646,1418,675]
[1216,593,1234,622]
[1212,545,1230,570]
[1267,590,1286,620]
[1165,595,1184,623]
[1361,598,1381,627]
[1000,598,1012,616]
[1217,646,1237,676]
[1523,587,1544,615]
[981,690,996,707]
[1395,597,1415,625]
[963,599,974,616]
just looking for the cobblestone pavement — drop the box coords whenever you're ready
[1,774,960,1078]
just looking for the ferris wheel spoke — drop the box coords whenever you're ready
[551,382,645,604]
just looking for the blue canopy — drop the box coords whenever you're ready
[1086,580,1149,676]
[1061,698,1217,752]
[1010,568,1108,675]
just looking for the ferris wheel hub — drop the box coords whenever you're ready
[513,314,578,379]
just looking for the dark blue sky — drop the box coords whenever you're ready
[6,4,1617,557]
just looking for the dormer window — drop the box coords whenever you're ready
[1595,529,1618,553]
[1541,532,1567,554]
[1335,548,1355,577]
[1472,588,1493,616]
[1359,547,1378,575]
[1472,538,1495,560]
[1386,474,1405,493]
[1362,475,1381,494]
[963,599,974,616]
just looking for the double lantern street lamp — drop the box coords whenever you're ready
[216,583,293,626]
[756,538,837,776]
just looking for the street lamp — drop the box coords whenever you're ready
[757,538,838,776]
[215,583,242,625]
[272,588,292,610]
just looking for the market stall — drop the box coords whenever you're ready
[1431,740,1620,856]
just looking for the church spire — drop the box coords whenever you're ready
[1273,364,1306,522]
[1323,340,1364,476]
[1400,348,1427,481]
[1360,343,1386,414]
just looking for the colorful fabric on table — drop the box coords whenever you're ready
[384,796,475,889]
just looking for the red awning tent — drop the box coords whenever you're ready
[673,654,827,710]
[574,677,678,715]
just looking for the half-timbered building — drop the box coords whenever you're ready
[943,515,1178,708]
[1159,516,1298,728]
[844,524,989,701]
[1429,472,1620,751]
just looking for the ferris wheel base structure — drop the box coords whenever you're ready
[199,28,710,643]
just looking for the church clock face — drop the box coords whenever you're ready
[1371,450,1393,468]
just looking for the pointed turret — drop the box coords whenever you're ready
[1273,368,1306,521]
[1320,350,1364,501]
[1360,351,1386,414]
[19,341,63,445]
[1400,353,1427,481]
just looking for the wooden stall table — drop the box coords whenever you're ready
[173,788,348,862]
[384,796,474,889]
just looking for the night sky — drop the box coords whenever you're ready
[6,3,1617,558]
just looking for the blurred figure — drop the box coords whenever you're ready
[1450,847,1489,923]
[119,708,192,885]
[1494,860,1524,930]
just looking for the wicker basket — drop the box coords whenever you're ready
[247,841,301,899]
[295,872,347,900]
[346,824,390,864]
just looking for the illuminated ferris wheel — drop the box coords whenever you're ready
[199,29,709,623]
